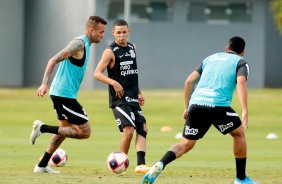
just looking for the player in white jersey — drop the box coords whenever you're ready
[142,37,259,184]
[30,16,107,173]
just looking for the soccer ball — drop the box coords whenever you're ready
[49,148,68,167]
[107,151,129,174]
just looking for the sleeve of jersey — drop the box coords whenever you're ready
[194,63,203,75]
[236,59,250,80]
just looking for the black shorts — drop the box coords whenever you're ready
[183,104,242,140]
[112,104,146,134]
[50,95,88,125]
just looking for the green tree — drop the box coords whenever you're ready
[271,0,282,36]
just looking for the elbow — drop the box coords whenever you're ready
[185,72,200,87]
[237,81,247,89]
[185,78,194,87]
[93,72,99,80]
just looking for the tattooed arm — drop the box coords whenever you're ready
[37,39,84,97]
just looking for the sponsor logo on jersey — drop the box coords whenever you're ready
[120,60,138,76]
[210,56,228,61]
[120,61,133,65]
[184,126,198,135]
[218,122,233,132]
[125,96,138,103]
[194,97,214,102]
[129,50,135,58]
[197,88,216,96]
[195,103,215,107]
[121,69,138,76]
[119,54,124,58]
[125,52,131,57]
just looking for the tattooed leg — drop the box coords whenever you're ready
[47,134,66,154]
[58,122,91,139]
[45,122,91,154]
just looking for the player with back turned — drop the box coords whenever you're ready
[142,36,259,184]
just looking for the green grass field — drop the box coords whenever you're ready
[0,88,281,184]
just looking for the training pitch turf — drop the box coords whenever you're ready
[0,88,281,184]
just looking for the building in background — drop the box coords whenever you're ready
[1,0,281,89]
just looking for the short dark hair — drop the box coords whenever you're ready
[113,19,128,27]
[228,36,245,54]
[87,16,107,29]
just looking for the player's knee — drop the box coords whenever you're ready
[76,132,90,139]
[181,139,196,152]
[143,124,148,133]
[122,126,134,140]
[138,129,147,138]
[124,130,134,139]
[230,127,245,138]
[83,131,91,139]
[77,122,91,139]
[79,127,91,139]
[137,123,148,138]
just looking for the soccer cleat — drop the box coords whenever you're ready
[234,176,259,184]
[142,162,163,184]
[34,164,60,174]
[30,120,44,145]
[135,164,151,174]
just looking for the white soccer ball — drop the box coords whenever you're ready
[107,151,129,174]
[49,148,68,167]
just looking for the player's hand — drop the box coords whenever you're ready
[183,109,188,120]
[37,84,48,97]
[241,111,248,129]
[138,93,145,106]
[112,81,124,98]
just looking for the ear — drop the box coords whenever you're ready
[225,46,229,52]
[128,29,131,33]
[89,27,94,33]
[240,50,245,56]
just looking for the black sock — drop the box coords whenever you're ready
[236,157,246,180]
[160,151,176,169]
[137,151,146,165]
[38,152,52,167]
[40,125,59,134]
